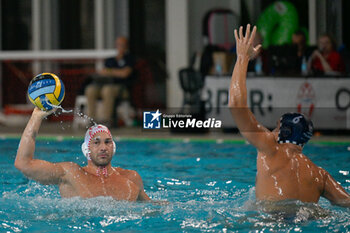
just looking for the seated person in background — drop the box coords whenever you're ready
[292,30,308,58]
[85,36,134,126]
[307,34,345,76]
[291,30,315,76]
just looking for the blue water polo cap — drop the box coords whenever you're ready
[277,113,313,146]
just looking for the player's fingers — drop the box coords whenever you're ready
[254,44,262,52]
[248,26,257,44]
[234,29,239,42]
[47,108,58,115]
[239,26,243,40]
[244,24,251,42]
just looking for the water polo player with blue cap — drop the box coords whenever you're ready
[15,108,152,201]
[277,113,313,147]
[229,24,350,207]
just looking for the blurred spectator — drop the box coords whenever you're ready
[292,30,307,58]
[85,36,134,126]
[247,31,270,76]
[307,34,345,76]
[291,30,314,76]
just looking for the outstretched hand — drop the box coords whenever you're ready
[234,24,261,60]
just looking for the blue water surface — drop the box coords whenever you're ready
[1,138,350,232]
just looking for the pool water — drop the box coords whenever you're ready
[1,138,350,232]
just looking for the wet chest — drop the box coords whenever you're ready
[65,173,140,201]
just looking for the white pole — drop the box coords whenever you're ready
[308,0,317,45]
[95,0,104,70]
[166,0,189,108]
[42,0,52,72]
[0,0,2,109]
[0,49,116,60]
[32,0,41,75]
[105,0,114,48]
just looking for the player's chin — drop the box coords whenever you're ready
[96,159,112,167]
[95,156,112,165]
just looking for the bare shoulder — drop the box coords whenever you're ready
[57,162,81,170]
[300,154,326,174]
[317,166,329,179]
[116,167,141,179]
[57,162,84,176]
[313,165,328,188]
[115,167,142,187]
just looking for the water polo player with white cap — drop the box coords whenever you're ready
[229,24,350,207]
[15,108,152,201]
[81,124,117,176]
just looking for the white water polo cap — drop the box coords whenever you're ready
[81,124,116,160]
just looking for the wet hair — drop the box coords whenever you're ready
[278,113,313,147]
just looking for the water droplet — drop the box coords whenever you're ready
[339,170,349,176]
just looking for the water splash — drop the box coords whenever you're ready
[44,98,72,113]
[75,109,97,128]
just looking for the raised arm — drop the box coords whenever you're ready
[14,107,65,185]
[228,25,277,155]
[321,169,350,208]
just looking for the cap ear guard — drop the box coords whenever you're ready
[280,126,292,138]
[112,141,116,154]
[81,142,90,160]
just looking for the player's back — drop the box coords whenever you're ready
[255,144,324,203]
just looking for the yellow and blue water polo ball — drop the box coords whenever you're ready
[27,73,65,111]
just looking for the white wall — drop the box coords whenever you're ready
[165,0,189,108]
[166,0,241,108]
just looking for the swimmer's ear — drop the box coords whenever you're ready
[280,126,292,138]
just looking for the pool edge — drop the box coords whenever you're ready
[1,134,349,146]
